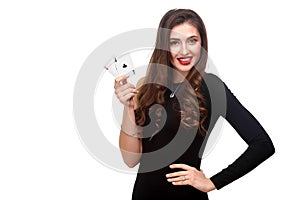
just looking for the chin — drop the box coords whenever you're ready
[174,64,194,73]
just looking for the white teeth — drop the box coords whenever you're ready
[179,58,191,62]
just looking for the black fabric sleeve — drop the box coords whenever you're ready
[209,79,275,190]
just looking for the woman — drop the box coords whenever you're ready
[114,9,275,199]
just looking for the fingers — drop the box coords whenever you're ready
[166,171,189,185]
[166,170,187,178]
[166,172,189,185]
[165,164,197,186]
[169,163,194,171]
[114,76,138,105]
[114,75,129,88]
[115,84,137,96]
[115,87,138,105]
[165,164,214,192]
[115,74,129,82]
[171,179,189,185]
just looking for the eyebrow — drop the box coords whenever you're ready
[169,35,199,40]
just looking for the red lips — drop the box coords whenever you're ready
[177,56,192,65]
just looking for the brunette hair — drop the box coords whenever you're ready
[135,9,209,136]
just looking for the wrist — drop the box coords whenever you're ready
[121,102,143,137]
[206,178,216,192]
[121,124,142,138]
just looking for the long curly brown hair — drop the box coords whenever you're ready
[135,9,209,136]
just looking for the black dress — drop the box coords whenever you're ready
[132,73,275,200]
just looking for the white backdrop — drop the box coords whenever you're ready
[1,0,299,199]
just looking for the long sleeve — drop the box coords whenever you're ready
[209,78,275,190]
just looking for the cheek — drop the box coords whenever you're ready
[170,51,177,62]
[190,46,201,57]
[196,49,201,59]
[170,46,180,56]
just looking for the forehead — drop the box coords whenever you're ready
[170,23,200,38]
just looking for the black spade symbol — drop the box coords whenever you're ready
[122,64,127,68]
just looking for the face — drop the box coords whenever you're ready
[169,22,201,78]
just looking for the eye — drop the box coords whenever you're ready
[187,38,197,44]
[170,40,180,46]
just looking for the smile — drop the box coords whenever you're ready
[177,56,192,65]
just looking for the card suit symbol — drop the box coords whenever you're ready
[122,64,127,68]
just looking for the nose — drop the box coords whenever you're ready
[180,42,189,56]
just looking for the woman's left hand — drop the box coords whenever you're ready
[166,164,216,193]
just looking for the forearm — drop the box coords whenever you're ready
[119,105,142,168]
[210,140,274,189]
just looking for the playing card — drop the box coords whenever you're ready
[104,53,135,77]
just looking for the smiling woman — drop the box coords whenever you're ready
[113,8,275,200]
[169,23,202,79]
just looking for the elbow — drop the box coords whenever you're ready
[125,161,138,168]
[123,158,140,168]
[120,151,141,168]
[252,133,275,159]
[260,140,275,160]
[267,141,275,157]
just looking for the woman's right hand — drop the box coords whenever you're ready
[114,75,138,107]
[115,75,142,167]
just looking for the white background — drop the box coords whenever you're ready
[1,0,299,199]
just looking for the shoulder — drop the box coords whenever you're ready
[202,72,224,86]
[202,72,227,94]
[202,73,228,116]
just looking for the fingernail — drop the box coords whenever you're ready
[166,174,169,177]
[169,165,173,168]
